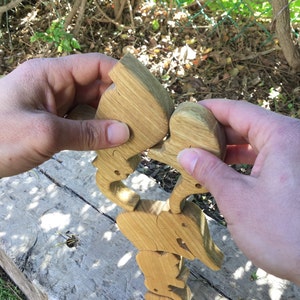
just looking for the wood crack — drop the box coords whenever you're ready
[189,269,231,299]
[36,167,116,224]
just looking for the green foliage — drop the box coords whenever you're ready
[169,0,300,23]
[290,0,300,22]
[152,19,160,31]
[175,0,194,7]
[206,0,300,22]
[206,0,272,19]
[250,270,259,281]
[30,19,81,53]
[0,276,25,300]
[154,0,195,6]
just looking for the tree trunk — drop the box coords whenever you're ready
[272,0,300,72]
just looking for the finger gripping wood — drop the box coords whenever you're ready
[149,102,226,213]
[93,53,174,211]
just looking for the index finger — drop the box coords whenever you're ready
[26,53,117,111]
[199,99,279,152]
[51,53,117,85]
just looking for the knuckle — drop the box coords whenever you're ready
[80,121,101,150]
[30,115,59,153]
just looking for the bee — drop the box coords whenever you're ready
[57,231,79,248]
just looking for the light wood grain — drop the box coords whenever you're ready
[137,251,191,300]
[117,200,223,271]
[149,102,226,214]
[93,53,225,299]
[93,53,174,211]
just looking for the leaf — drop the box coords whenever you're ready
[152,20,160,31]
[229,67,239,77]
[71,38,81,50]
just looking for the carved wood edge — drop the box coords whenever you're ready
[89,53,226,299]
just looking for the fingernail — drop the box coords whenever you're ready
[107,122,130,145]
[177,149,200,175]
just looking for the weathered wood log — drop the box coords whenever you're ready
[0,247,47,300]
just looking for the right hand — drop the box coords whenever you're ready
[178,99,300,285]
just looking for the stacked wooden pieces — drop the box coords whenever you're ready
[93,53,225,300]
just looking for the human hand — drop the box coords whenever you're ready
[0,53,129,177]
[178,99,300,285]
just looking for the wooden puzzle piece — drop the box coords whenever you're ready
[149,102,226,214]
[93,54,174,211]
[117,200,223,270]
[145,289,191,300]
[137,251,191,300]
[92,53,226,299]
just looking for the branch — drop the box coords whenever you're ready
[272,0,300,72]
[94,0,130,29]
[0,0,23,13]
[73,0,87,35]
[64,0,81,28]
[126,0,135,30]
[115,0,127,22]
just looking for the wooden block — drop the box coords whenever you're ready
[149,102,226,213]
[137,251,191,300]
[93,53,174,211]
[117,200,223,271]
[66,104,96,120]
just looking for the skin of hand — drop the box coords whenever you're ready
[0,53,129,177]
[178,99,300,285]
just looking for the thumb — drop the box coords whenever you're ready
[177,148,242,198]
[55,118,130,151]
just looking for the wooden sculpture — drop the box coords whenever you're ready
[92,53,226,300]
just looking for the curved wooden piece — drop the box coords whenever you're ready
[149,102,226,213]
[137,251,191,300]
[93,53,174,211]
[117,200,224,271]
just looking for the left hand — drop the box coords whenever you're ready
[0,53,129,177]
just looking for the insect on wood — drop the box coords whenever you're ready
[57,231,79,248]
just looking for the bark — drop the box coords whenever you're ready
[272,0,300,72]
[64,0,81,29]
[73,0,87,35]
